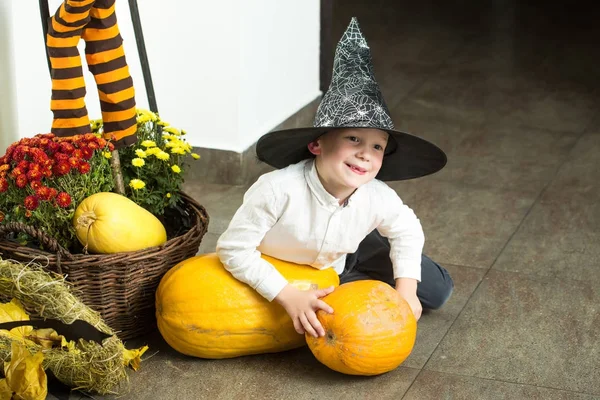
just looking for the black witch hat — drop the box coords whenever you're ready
[256,18,447,181]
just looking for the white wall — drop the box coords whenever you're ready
[0,0,320,154]
[0,0,18,154]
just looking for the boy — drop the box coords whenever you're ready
[216,18,453,339]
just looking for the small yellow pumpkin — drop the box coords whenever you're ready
[155,253,340,359]
[306,280,417,376]
[73,192,167,253]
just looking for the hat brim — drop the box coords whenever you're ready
[256,126,447,181]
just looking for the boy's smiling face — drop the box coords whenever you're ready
[308,128,388,201]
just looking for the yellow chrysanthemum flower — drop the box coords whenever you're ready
[162,127,180,136]
[191,153,200,160]
[171,165,181,174]
[137,114,151,124]
[135,149,147,158]
[157,120,169,127]
[145,147,160,156]
[164,141,176,148]
[129,179,146,190]
[155,151,170,161]
[171,147,186,155]
[181,129,187,135]
[166,193,171,198]
[137,108,158,121]
[141,140,156,148]
[132,158,145,167]
[102,151,112,159]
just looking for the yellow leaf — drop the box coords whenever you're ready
[0,379,12,400]
[26,328,66,350]
[65,340,81,354]
[0,299,32,340]
[123,345,149,371]
[4,341,47,400]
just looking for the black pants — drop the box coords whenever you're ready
[340,229,454,310]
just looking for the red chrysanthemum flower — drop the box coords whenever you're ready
[15,174,28,188]
[12,147,25,162]
[47,141,60,154]
[97,138,107,147]
[59,142,75,154]
[77,162,91,174]
[36,186,51,200]
[0,164,9,174]
[24,195,39,211]
[39,138,50,147]
[87,141,99,150]
[30,180,42,191]
[71,134,83,144]
[25,210,32,218]
[11,167,24,178]
[16,160,29,171]
[84,133,96,142]
[53,152,69,162]
[56,192,71,208]
[53,161,71,176]
[42,168,53,178]
[108,142,115,151]
[72,149,83,159]
[4,144,16,163]
[48,188,58,199]
[28,163,41,172]
[31,148,49,164]
[68,157,80,168]
[80,146,94,160]
[0,178,8,193]
[26,169,42,182]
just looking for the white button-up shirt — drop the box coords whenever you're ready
[216,159,425,301]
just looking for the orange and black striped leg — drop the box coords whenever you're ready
[83,0,137,148]
[47,0,95,137]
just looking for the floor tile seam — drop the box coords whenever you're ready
[407,116,600,381]
[412,110,600,368]
[411,162,570,380]
[408,368,600,397]
[472,110,600,273]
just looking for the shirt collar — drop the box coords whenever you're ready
[304,159,357,208]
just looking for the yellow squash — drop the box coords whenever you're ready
[73,192,167,253]
[155,253,340,359]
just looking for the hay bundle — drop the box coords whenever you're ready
[0,257,145,395]
[0,257,111,334]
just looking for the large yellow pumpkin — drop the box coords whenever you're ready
[306,280,417,376]
[155,253,339,359]
[73,192,167,253]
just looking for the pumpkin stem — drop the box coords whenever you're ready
[326,330,336,344]
[76,211,97,230]
[76,211,96,254]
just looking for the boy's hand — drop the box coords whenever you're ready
[395,278,422,321]
[274,284,335,338]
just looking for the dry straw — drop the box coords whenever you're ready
[0,257,134,395]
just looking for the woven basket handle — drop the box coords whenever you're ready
[0,222,71,258]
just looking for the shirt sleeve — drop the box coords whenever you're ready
[375,184,425,282]
[216,176,289,301]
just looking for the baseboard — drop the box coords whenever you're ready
[185,96,321,186]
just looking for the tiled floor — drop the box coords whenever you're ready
[57,1,600,399]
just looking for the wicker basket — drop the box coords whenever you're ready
[0,193,209,340]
